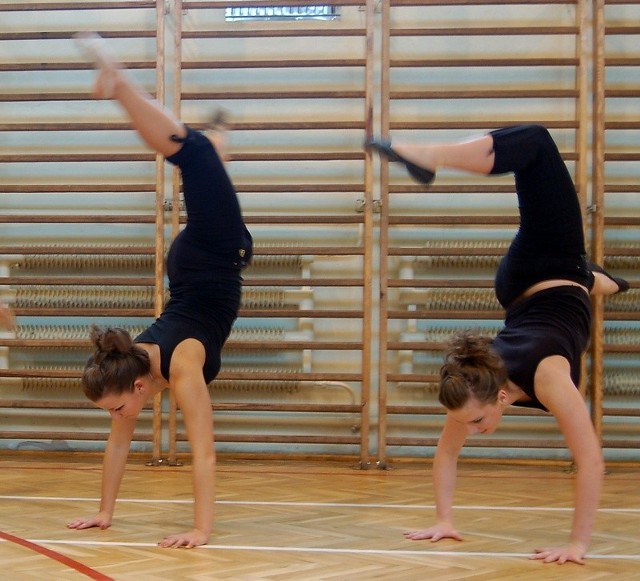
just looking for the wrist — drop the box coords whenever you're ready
[568,538,588,552]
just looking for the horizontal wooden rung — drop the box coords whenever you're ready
[0,61,156,72]
[0,245,155,255]
[385,341,444,351]
[0,2,157,12]
[604,344,640,354]
[251,249,365,258]
[605,57,640,66]
[181,90,366,100]
[602,408,640,417]
[238,309,364,318]
[11,308,364,318]
[390,26,578,37]
[385,373,438,383]
[605,153,640,161]
[0,339,365,351]
[182,59,366,69]
[0,216,365,226]
[388,215,519,225]
[1,277,155,286]
[388,186,515,194]
[0,121,364,132]
[0,153,154,162]
[604,247,640,256]
[0,122,133,131]
[236,184,364,192]
[247,216,365,225]
[182,28,366,39]
[386,309,502,320]
[385,405,548,416]
[391,120,578,130]
[0,370,363,382]
[604,121,640,130]
[391,57,578,67]
[386,247,505,257]
[0,92,149,102]
[605,217,640,226]
[386,436,566,449]
[605,89,640,98]
[243,277,365,285]
[0,185,156,193]
[387,279,495,288]
[211,403,362,413]
[14,308,155,317]
[185,0,361,13]
[214,371,363,382]
[606,25,640,35]
[184,433,362,445]
[390,89,579,99]
[602,312,640,322]
[0,400,98,409]
[0,430,150,441]
[0,215,156,224]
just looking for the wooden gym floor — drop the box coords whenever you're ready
[0,456,638,580]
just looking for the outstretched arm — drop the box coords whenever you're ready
[532,355,604,565]
[67,416,136,531]
[159,339,215,549]
[404,414,466,542]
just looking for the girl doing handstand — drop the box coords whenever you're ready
[367,124,629,565]
[67,34,252,548]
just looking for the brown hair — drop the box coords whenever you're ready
[82,325,151,402]
[438,330,508,410]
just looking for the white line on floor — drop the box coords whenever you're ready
[1,495,639,513]
[2,539,638,560]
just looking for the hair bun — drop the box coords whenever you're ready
[89,324,134,356]
[446,330,492,366]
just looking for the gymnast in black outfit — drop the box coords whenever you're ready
[367,125,629,565]
[67,34,251,548]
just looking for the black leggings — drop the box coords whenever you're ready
[491,125,593,309]
[165,127,252,290]
[134,127,252,383]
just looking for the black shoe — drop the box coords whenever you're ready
[588,262,630,294]
[364,138,435,186]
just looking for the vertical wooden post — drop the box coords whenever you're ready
[359,0,376,469]
[150,0,167,465]
[590,0,606,441]
[377,0,391,469]
[167,0,183,466]
[576,0,591,400]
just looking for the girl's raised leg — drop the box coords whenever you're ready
[74,32,185,157]
[366,134,496,181]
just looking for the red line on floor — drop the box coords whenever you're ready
[0,529,114,581]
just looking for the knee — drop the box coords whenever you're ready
[523,124,552,142]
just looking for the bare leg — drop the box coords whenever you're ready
[591,273,620,296]
[75,33,185,157]
[390,135,496,175]
[588,262,629,295]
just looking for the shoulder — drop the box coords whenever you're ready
[168,338,206,378]
[533,355,578,413]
